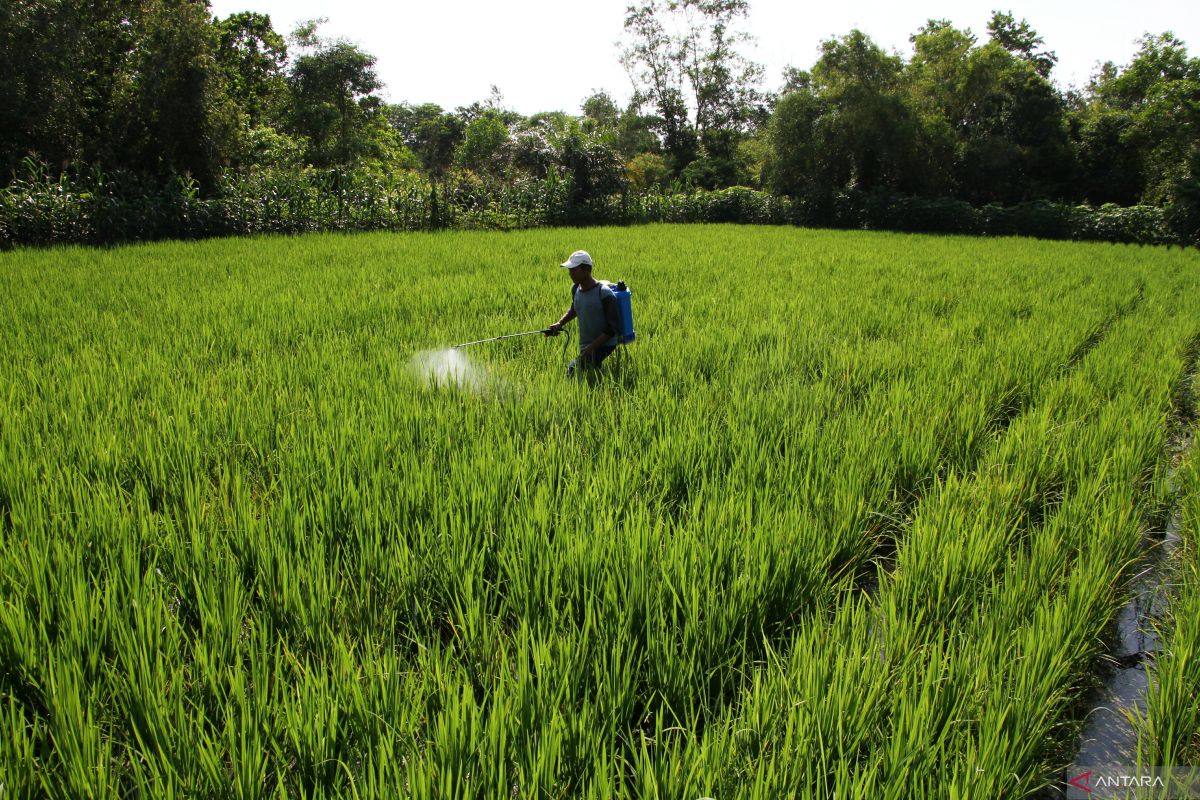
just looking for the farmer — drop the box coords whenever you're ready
[545,250,620,376]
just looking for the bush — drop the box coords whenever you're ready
[0,160,1194,249]
[626,153,671,192]
[1166,176,1200,247]
[809,189,1178,246]
[1074,203,1173,245]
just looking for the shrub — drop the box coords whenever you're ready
[0,160,1195,248]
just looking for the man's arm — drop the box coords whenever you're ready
[545,306,576,335]
[580,331,611,358]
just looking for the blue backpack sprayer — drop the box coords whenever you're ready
[612,281,636,344]
[452,281,635,351]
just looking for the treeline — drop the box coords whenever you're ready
[1,0,1197,247]
[767,23,1199,210]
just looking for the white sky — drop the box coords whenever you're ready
[209,0,1199,115]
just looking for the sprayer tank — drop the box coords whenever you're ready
[613,281,635,343]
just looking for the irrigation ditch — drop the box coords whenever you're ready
[1050,330,1200,796]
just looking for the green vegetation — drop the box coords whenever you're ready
[2,170,1186,249]
[1,225,1198,797]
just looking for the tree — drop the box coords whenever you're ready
[581,91,621,135]
[807,30,924,194]
[0,0,135,176]
[454,112,510,173]
[620,1,693,169]
[1080,33,1200,204]
[286,20,388,167]
[765,88,823,196]
[553,125,628,215]
[1,0,235,184]
[454,86,522,127]
[389,103,464,176]
[987,11,1057,79]
[992,52,1073,200]
[579,91,662,162]
[115,0,239,187]
[735,130,771,187]
[1070,110,1143,204]
[214,12,288,128]
[676,0,764,136]
[1090,33,1194,111]
[626,151,672,190]
[619,0,763,174]
[908,20,1070,203]
[616,102,663,160]
[509,126,557,178]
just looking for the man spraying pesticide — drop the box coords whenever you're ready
[544,250,635,377]
[450,249,634,377]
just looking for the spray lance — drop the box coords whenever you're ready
[452,329,558,349]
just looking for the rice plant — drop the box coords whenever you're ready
[0,225,1198,798]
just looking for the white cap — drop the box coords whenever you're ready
[560,250,593,268]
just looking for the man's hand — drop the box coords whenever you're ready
[544,323,563,336]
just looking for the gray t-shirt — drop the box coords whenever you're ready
[572,282,620,352]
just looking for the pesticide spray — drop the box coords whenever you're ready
[411,328,553,390]
[411,347,488,391]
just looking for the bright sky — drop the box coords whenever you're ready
[209,0,1200,115]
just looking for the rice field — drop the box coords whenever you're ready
[1,224,1199,798]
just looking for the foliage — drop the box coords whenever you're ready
[905,20,1071,202]
[680,156,742,190]
[1070,110,1144,205]
[626,153,672,192]
[554,127,629,218]
[2,159,1195,249]
[805,189,1177,244]
[1,7,1198,247]
[765,17,1087,206]
[285,23,388,168]
[987,10,1057,78]
[620,2,693,170]
[0,0,238,188]
[581,91,621,136]
[388,103,464,177]
[1,4,1198,239]
[213,11,288,129]
[454,113,511,173]
[810,30,923,194]
[1072,33,1200,208]
[0,0,137,177]
[1166,163,1200,246]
